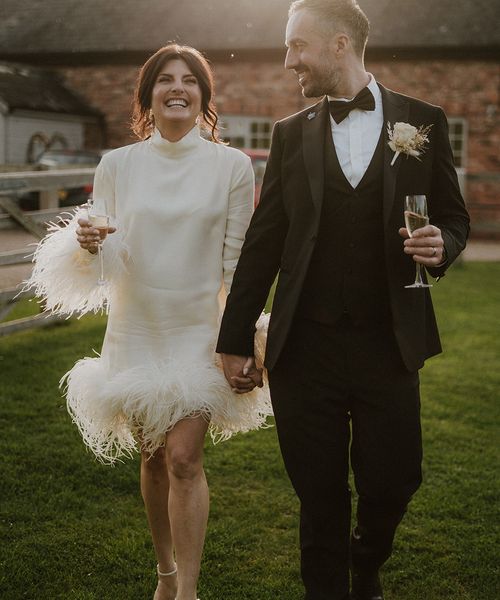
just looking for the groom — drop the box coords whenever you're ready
[217,1,469,598]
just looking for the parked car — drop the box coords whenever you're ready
[242,148,269,206]
[18,149,101,210]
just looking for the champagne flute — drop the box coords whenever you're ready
[404,194,432,289]
[88,208,110,286]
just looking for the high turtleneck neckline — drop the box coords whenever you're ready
[149,125,203,157]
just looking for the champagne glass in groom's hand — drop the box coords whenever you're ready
[403,195,432,289]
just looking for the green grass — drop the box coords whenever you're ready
[1,297,42,323]
[0,262,499,599]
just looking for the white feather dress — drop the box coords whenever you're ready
[26,126,272,463]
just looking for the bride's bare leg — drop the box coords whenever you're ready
[140,444,177,600]
[166,416,209,600]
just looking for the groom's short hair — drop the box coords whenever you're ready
[289,0,370,58]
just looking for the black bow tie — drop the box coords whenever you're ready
[329,87,375,123]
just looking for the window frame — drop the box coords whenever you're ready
[447,117,468,169]
[219,115,273,149]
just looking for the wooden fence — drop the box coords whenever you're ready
[0,168,95,336]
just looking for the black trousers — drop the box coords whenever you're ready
[268,315,423,600]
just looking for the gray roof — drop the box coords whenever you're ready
[0,0,498,59]
[0,62,101,116]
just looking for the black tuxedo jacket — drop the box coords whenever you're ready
[217,85,470,372]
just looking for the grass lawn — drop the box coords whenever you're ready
[0,262,498,599]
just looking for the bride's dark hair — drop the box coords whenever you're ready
[131,43,221,142]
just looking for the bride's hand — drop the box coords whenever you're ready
[221,354,262,394]
[76,218,116,254]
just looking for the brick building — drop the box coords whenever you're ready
[1,0,499,235]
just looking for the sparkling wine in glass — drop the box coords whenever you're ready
[404,195,432,289]
[88,211,110,286]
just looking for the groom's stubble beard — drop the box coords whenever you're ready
[299,46,342,98]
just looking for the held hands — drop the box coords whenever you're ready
[220,354,263,394]
[76,218,116,254]
[399,224,446,266]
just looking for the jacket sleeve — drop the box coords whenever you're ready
[216,122,289,356]
[427,107,470,279]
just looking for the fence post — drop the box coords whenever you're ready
[39,189,59,210]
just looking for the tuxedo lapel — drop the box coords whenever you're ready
[380,85,410,227]
[302,97,329,212]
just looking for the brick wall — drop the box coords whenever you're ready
[372,59,500,238]
[58,58,499,237]
[62,65,140,148]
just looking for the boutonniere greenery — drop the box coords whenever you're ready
[387,121,432,166]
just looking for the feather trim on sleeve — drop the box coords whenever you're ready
[22,207,128,317]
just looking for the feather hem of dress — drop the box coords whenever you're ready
[22,207,128,317]
[61,354,272,464]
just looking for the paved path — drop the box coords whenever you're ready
[1,228,499,291]
[461,240,500,262]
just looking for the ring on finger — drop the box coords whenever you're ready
[431,246,437,257]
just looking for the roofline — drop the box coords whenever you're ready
[0,46,499,66]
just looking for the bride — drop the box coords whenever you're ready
[26,43,270,600]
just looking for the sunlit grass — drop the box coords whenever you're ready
[0,262,498,599]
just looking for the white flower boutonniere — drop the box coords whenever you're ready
[387,121,432,166]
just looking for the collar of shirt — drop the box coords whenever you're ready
[327,74,382,122]
[326,74,384,188]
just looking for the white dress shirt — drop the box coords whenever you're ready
[328,74,383,188]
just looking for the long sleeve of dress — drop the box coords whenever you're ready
[220,152,270,366]
[222,153,255,295]
[23,156,128,316]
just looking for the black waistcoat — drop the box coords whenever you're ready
[296,125,392,325]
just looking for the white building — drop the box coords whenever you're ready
[0,63,101,165]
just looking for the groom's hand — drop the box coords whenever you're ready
[399,224,446,266]
[221,354,263,394]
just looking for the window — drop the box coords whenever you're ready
[448,117,467,168]
[219,115,273,149]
